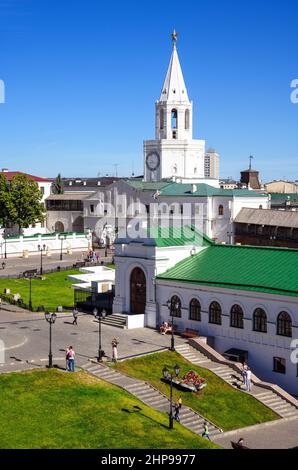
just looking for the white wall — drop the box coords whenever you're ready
[156,280,298,395]
[0,232,91,258]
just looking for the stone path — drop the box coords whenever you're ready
[175,344,298,419]
[81,361,223,438]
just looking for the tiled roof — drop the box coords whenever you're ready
[0,171,51,182]
[157,244,298,297]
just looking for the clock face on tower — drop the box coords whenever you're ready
[146,152,160,171]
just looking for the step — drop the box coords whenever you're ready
[135,390,157,399]
[261,397,283,405]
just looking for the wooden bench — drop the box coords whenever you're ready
[181,328,199,339]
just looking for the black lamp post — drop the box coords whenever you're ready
[58,233,67,261]
[45,312,57,368]
[162,364,180,429]
[94,307,106,362]
[23,269,37,311]
[38,244,46,275]
[3,229,7,259]
[166,298,178,352]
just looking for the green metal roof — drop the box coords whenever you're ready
[148,226,214,248]
[157,244,298,297]
[115,226,214,248]
[159,182,268,198]
[270,193,298,201]
[125,180,171,191]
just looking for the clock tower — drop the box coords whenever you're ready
[144,31,206,182]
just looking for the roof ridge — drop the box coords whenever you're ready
[214,244,298,254]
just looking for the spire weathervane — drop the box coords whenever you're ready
[171,29,178,46]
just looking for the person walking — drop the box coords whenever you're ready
[241,362,248,388]
[246,367,252,392]
[174,402,180,422]
[72,307,78,326]
[178,396,182,409]
[112,338,118,363]
[202,421,211,441]
[66,346,75,372]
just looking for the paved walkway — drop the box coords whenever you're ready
[81,360,222,439]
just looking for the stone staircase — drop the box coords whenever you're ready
[100,314,127,329]
[175,344,298,420]
[81,361,222,438]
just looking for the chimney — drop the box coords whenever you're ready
[191,184,197,194]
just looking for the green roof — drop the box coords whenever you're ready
[125,180,171,191]
[157,244,298,297]
[159,182,268,198]
[115,226,214,248]
[148,226,214,248]
[270,193,298,201]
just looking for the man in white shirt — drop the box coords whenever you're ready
[246,368,252,392]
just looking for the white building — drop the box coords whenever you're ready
[113,227,298,395]
[204,149,220,180]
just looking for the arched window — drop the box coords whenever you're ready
[230,304,244,329]
[253,308,267,333]
[185,109,190,130]
[189,299,201,321]
[170,295,181,318]
[209,301,222,325]
[171,109,178,129]
[218,205,224,216]
[160,108,164,130]
[277,312,292,337]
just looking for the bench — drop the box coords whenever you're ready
[181,328,199,339]
[73,261,86,268]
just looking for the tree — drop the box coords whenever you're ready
[0,173,9,228]
[8,174,46,233]
[52,173,64,194]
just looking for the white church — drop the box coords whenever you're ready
[111,34,298,396]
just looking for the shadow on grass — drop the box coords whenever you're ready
[121,406,169,430]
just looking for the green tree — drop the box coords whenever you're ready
[8,174,46,233]
[52,173,64,194]
[0,173,9,228]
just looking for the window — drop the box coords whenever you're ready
[273,357,286,374]
[185,109,190,130]
[209,301,222,325]
[40,187,45,195]
[189,299,201,321]
[171,109,178,129]
[160,108,164,130]
[172,130,177,139]
[253,308,267,333]
[170,295,181,318]
[277,312,292,337]
[218,205,224,216]
[230,304,244,329]
[90,204,94,213]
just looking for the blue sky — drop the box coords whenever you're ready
[0,0,297,182]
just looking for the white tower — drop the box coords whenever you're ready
[144,31,205,182]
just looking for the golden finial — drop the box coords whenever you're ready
[171,29,178,46]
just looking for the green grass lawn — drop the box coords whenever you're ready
[114,351,279,432]
[0,369,218,449]
[0,269,80,311]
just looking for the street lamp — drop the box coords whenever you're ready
[38,244,46,275]
[58,233,67,261]
[45,312,57,368]
[94,307,106,362]
[166,298,179,352]
[162,364,180,429]
[3,229,7,259]
[23,269,37,311]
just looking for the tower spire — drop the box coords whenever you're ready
[159,31,189,103]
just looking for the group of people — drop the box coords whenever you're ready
[159,321,172,335]
[241,362,252,392]
[64,338,119,372]
[86,249,99,263]
[172,397,211,442]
